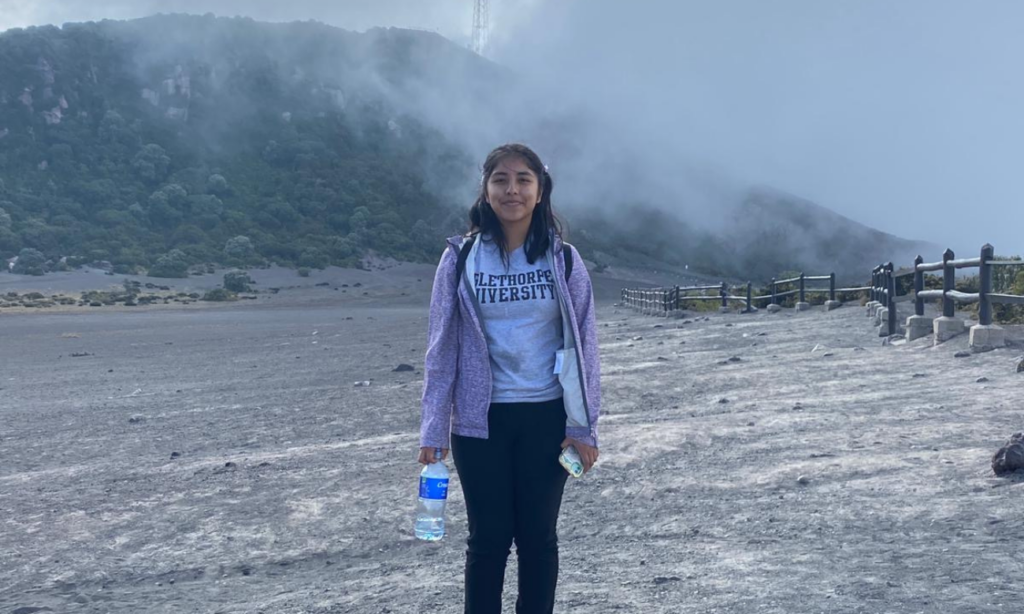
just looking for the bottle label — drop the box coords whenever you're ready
[419,476,449,500]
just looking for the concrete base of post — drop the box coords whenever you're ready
[718,306,731,314]
[825,300,842,311]
[905,315,934,342]
[767,304,782,313]
[969,324,1006,352]
[933,316,964,344]
[877,308,889,336]
[866,301,879,316]
[795,302,811,311]
[873,308,884,327]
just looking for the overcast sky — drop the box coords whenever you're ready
[2,1,1022,256]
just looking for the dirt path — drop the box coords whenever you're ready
[1,299,1021,613]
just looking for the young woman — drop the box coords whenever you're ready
[418,143,602,613]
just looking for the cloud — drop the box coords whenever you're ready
[0,1,471,38]
[5,0,1023,257]
[488,0,1024,256]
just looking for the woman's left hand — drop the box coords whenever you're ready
[562,438,599,474]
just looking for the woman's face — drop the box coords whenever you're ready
[485,155,542,228]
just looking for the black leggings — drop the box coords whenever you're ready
[450,397,570,614]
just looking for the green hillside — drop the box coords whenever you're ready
[0,15,474,275]
[0,14,936,283]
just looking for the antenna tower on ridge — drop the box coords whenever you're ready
[472,0,490,56]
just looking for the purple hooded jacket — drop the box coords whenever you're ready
[420,233,602,449]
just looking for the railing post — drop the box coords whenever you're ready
[720,281,728,310]
[913,255,924,317]
[870,267,877,302]
[942,248,955,318]
[746,281,753,313]
[876,265,883,303]
[829,273,836,302]
[877,267,884,307]
[887,268,897,335]
[771,278,777,305]
[798,273,806,304]
[980,244,994,326]
[673,285,679,311]
[885,262,894,308]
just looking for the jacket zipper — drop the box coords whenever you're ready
[552,242,592,431]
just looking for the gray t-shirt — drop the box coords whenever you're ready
[472,238,564,403]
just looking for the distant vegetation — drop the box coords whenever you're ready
[0,14,947,284]
[0,16,466,275]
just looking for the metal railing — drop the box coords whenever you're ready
[869,244,1024,336]
[751,273,868,307]
[621,273,870,316]
[621,282,752,315]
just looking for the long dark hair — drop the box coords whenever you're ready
[468,143,563,268]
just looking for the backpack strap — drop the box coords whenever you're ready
[454,236,573,282]
[454,235,476,284]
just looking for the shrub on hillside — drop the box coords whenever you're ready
[298,248,329,270]
[12,248,46,275]
[148,249,190,278]
[224,236,259,265]
[202,288,237,302]
[223,271,254,292]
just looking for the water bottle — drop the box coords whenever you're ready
[415,448,449,541]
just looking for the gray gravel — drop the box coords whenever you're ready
[1,293,1023,613]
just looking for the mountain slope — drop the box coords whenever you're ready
[724,187,938,282]
[0,15,476,272]
[0,14,931,283]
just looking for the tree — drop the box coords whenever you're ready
[224,235,258,264]
[99,110,137,147]
[349,206,371,233]
[329,235,357,260]
[0,206,12,229]
[190,194,224,230]
[148,249,190,278]
[266,200,299,226]
[298,247,329,269]
[207,174,230,196]
[0,228,21,255]
[132,144,171,183]
[147,183,189,227]
[13,248,47,275]
[19,218,63,253]
[223,271,254,292]
[202,288,237,301]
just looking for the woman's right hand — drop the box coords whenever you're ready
[418,447,449,465]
